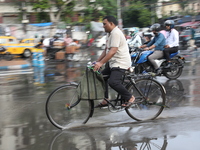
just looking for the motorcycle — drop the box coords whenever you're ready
[0,46,13,61]
[130,48,185,79]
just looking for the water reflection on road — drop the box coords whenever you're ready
[0,48,200,149]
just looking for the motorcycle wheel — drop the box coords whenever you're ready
[4,52,13,61]
[163,59,183,79]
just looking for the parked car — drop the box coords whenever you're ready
[0,36,38,58]
[94,35,106,50]
[21,38,36,44]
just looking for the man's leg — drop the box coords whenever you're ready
[101,63,110,99]
[108,68,132,101]
[94,63,110,107]
[148,50,164,70]
[163,48,171,62]
[164,47,179,68]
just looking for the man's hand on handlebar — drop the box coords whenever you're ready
[140,45,146,49]
[144,47,150,51]
[93,61,103,72]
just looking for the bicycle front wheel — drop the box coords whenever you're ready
[46,84,93,130]
[126,78,166,121]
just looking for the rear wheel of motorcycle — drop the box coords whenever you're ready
[163,59,183,79]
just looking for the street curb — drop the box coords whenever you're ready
[0,62,31,70]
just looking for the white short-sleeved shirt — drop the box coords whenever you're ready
[106,26,131,69]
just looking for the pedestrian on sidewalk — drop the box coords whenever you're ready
[65,39,80,60]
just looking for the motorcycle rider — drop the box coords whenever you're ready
[127,27,142,51]
[140,23,166,75]
[143,32,154,45]
[163,20,179,68]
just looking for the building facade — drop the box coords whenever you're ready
[157,0,200,18]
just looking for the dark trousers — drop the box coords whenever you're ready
[163,47,179,61]
[102,63,132,101]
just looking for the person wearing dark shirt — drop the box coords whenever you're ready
[188,26,197,51]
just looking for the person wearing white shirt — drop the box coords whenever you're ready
[93,15,135,108]
[163,20,179,68]
[127,27,142,49]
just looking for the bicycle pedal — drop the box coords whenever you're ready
[99,106,108,109]
[108,106,125,112]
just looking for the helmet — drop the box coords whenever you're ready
[129,27,139,36]
[143,32,154,37]
[164,20,175,29]
[53,34,60,38]
[150,23,161,33]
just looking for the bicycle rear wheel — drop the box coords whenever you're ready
[126,78,166,121]
[46,84,94,130]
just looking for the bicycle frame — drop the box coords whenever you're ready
[91,72,154,113]
[46,67,166,129]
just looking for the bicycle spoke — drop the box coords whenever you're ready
[46,84,93,129]
[126,78,166,121]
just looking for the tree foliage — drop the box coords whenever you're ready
[122,1,152,28]
[31,0,75,24]
[82,0,117,22]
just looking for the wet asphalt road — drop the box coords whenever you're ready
[0,48,200,150]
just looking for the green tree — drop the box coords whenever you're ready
[31,0,76,36]
[82,0,117,22]
[32,0,75,25]
[122,1,152,27]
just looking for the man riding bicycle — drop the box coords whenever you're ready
[93,15,135,108]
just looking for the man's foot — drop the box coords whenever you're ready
[164,62,171,68]
[155,68,162,75]
[94,98,109,108]
[121,96,135,108]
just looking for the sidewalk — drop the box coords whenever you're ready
[0,59,31,70]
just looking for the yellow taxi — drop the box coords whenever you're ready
[0,36,41,58]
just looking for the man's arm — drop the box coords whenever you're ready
[140,37,154,49]
[94,47,118,71]
[97,49,106,62]
[152,34,164,47]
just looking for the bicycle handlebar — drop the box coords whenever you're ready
[87,62,101,74]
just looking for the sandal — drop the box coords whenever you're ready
[94,98,109,108]
[122,96,135,108]
[94,102,108,108]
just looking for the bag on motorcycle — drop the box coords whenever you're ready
[78,67,105,100]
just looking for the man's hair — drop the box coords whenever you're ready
[103,16,118,26]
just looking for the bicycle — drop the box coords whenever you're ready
[48,130,168,150]
[45,65,166,130]
[0,46,13,61]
